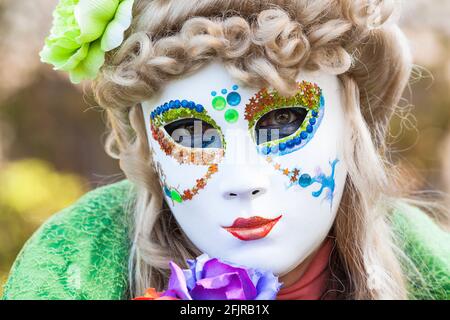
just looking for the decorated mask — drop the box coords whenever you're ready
[141,62,348,276]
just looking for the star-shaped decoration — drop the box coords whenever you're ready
[196,178,206,189]
[208,164,219,174]
[182,190,193,201]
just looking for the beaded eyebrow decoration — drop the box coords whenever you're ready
[245,81,325,157]
[150,99,225,166]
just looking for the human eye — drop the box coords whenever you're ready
[245,82,324,156]
[164,118,222,149]
[255,107,308,145]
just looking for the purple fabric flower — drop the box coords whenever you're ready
[162,254,282,300]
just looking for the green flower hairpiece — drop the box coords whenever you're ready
[40,0,134,84]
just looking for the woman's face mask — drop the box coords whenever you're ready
[141,62,348,276]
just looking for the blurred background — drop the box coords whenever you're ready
[0,0,449,295]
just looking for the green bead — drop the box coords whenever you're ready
[170,190,183,203]
[212,96,227,111]
[224,109,239,123]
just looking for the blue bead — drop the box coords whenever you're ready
[157,106,162,115]
[169,100,176,109]
[312,110,318,117]
[195,104,204,113]
[320,95,325,107]
[227,92,241,106]
[174,100,181,108]
[232,85,239,90]
[211,91,217,97]
[307,125,313,133]
[261,146,271,155]
[151,111,154,119]
[188,101,195,109]
[300,131,308,139]
[299,174,312,188]
[279,143,287,151]
[221,89,228,95]
[164,186,171,197]
[287,140,295,149]
[309,118,316,125]
[294,137,302,145]
[181,100,189,108]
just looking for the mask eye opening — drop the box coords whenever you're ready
[244,82,324,157]
[254,107,309,145]
[163,118,224,149]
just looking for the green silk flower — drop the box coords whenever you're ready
[40,0,134,83]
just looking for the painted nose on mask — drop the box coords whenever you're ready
[220,172,269,200]
[219,127,271,200]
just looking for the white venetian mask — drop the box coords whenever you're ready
[141,62,348,276]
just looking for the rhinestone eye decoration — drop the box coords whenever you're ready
[150,99,225,166]
[245,81,325,157]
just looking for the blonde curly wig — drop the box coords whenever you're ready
[92,0,416,299]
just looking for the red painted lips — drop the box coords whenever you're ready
[223,215,282,241]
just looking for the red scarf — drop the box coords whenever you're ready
[276,239,333,300]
